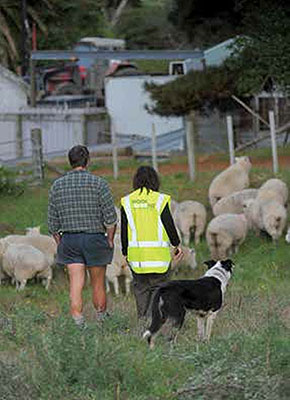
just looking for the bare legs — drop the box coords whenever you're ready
[67,263,86,318]
[67,264,107,323]
[88,266,107,313]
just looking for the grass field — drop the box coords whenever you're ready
[0,150,290,399]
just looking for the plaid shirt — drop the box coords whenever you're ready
[48,169,117,234]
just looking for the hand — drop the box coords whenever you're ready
[108,238,114,249]
[173,246,183,262]
[53,233,61,245]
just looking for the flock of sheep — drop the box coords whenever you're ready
[173,156,289,261]
[0,155,289,293]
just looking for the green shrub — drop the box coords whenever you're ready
[0,166,24,196]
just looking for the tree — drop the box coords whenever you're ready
[168,0,290,47]
[225,7,290,95]
[0,0,58,71]
[145,67,237,117]
[0,0,107,72]
[115,2,183,49]
[145,67,238,180]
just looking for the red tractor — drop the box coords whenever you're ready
[41,37,138,99]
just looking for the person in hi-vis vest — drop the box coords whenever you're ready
[120,166,183,319]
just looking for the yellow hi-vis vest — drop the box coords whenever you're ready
[121,189,171,274]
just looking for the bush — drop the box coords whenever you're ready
[0,166,24,196]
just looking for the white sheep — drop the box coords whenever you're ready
[208,156,252,209]
[206,213,248,260]
[286,227,290,243]
[170,199,179,215]
[244,198,287,241]
[2,243,52,290]
[1,233,57,267]
[171,245,197,273]
[242,178,288,241]
[25,226,41,235]
[173,200,207,245]
[213,188,258,216]
[106,234,132,296]
[0,260,8,285]
[256,178,288,207]
[114,206,121,234]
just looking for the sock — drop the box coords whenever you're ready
[72,314,86,327]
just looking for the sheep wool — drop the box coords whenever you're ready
[206,213,248,260]
[2,243,52,290]
[208,156,252,209]
[213,188,258,216]
[173,200,207,245]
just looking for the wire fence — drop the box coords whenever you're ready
[1,100,290,184]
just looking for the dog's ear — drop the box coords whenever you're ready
[203,260,216,269]
[220,259,234,273]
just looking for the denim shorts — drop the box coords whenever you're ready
[57,232,113,267]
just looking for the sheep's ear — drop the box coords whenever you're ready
[243,199,253,209]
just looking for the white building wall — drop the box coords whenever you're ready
[105,75,183,137]
[0,75,27,111]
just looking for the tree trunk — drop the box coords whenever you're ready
[110,0,129,27]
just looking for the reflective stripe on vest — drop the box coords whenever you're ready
[130,261,169,269]
[123,194,137,243]
[128,241,170,248]
[156,193,165,244]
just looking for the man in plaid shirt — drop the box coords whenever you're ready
[48,145,117,327]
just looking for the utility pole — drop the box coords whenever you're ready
[20,0,29,76]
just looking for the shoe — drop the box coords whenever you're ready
[73,315,87,331]
[95,311,110,322]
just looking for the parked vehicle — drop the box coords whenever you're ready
[41,37,137,103]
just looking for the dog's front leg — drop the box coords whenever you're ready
[205,311,218,341]
[196,316,205,341]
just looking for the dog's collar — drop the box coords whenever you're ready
[205,265,231,292]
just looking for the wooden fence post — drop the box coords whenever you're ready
[16,114,23,158]
[151,123,158,173]
[185,111,196,182]
[269,110,279,174]
[111,120,118,179]
[31,128,44,183]
[82,114,88,145]
[226,115,235,165]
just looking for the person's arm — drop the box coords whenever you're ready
[47,185,60,243]
[160,203,180,246]
[99,179,118,245]
[120,206,128,257]
[106,225,116,249]
[161,202,183,261]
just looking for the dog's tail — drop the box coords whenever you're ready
[143,289,165,347]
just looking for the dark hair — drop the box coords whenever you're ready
[133,166,160,193]
[68,145,90,168]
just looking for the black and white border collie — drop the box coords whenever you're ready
[143,259,234,348]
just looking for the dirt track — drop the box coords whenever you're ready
[94,154,290,176]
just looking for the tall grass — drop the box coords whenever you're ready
[0,152,290,399]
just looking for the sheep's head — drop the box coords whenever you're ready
[242,199,255,227]
[26,226,41,236]
[235,156,251,172]
[0,239,7,259]
[264,207,287,241]
[285,227,290,243]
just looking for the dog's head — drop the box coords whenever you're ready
[204,259,235,275]
[220,259,235,274]
[203,259,217,270]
